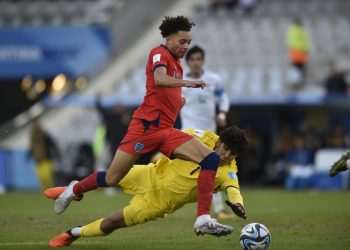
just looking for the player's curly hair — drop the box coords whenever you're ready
[219,125,249,156]
[159,16,195,38]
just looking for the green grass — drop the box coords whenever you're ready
[0,189,350,250]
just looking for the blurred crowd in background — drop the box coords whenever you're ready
[239,120,349,187]
[28,101,350,191]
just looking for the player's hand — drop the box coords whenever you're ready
[216,112,227,128]
[184,80,206,89]
[225,201,246,219]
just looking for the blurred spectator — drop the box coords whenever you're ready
[237,123,264,183]
[71,143,95,180]
[287,18,310,88]
[95,94,129,162]
[210,0,238,11]
[325,123,347,148]
[303,126,321,153]
[29,119,60,190]
[285,133,314,190]
[274,124,295,157]
[265,124,294,184]
[239,0,258,15]
[324,64,349,96]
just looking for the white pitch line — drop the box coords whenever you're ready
[0,242,47,246]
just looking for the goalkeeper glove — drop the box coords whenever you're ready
[225,201,246,219]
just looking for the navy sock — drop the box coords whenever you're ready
[198,152,220,171]
[96,171,108,187]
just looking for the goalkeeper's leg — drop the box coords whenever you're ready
[49,197,166,247]
[49,210,127,247]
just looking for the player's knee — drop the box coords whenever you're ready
[199,152,220,171]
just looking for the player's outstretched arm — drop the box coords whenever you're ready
[226,200,246,219]
[225,187,247,219]
[154,67,206,88]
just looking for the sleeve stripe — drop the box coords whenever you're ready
[152,64,167,72]
[226,185,240,191]
[214,185,221,192]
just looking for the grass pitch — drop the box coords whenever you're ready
[0,189,349,250]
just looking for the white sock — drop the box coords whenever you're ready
[212,192,225,214]
[71,227,82,237]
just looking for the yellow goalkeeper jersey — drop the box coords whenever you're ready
[119,129,243,213]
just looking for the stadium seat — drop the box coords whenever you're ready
[230,67,247,96]
[267,67,283,94]
[0,0,122,26]
[247,67,264,95]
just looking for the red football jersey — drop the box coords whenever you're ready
[133,44,183,127]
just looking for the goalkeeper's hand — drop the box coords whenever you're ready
[225,201,246,219]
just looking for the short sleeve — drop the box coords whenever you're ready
[213,75,224,97]
[151,50,168,72]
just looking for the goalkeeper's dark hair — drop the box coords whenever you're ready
[219,125,249,155]
[159,16,195,38]
[185,45,205,61]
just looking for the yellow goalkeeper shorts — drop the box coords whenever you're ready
[123,190,170,226]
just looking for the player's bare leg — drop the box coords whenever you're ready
[54,150,139,214]
[329,150,350,177]
[172,138,231,235]
[173,138,213,163]
[104,150,140,186]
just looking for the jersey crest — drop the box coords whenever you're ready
[135,142,145,153]
[228,171,237,180]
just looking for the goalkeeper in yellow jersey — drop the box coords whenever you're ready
[45,126,248,247]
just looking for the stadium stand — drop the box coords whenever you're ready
[0,0,122,26]
[118,0,350,98]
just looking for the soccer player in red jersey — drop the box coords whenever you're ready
[55,16,230,235]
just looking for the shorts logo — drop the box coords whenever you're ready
[228,171,237,180]
[134,142,144,153]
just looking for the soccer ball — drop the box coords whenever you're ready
[239,223,271,250]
